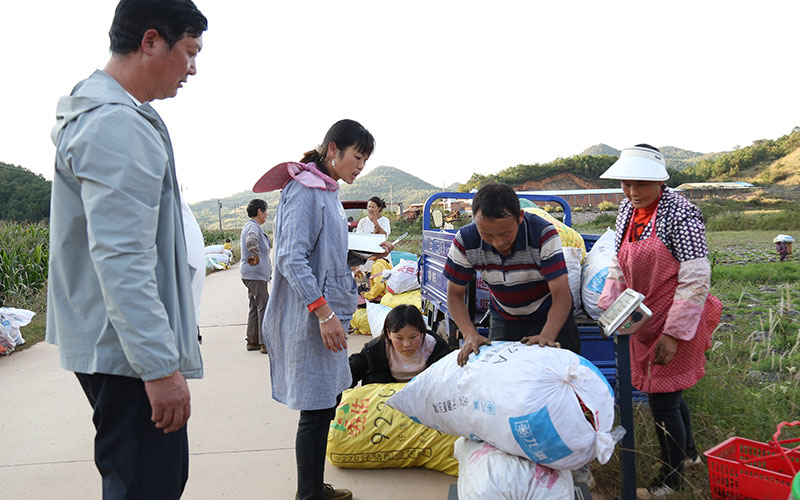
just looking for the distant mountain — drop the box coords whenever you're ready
[189,165,439,229]
[579,144,620,157]
[0,162,51,222]
[580,144,709,170]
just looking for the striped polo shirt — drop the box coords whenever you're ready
[443,212,567,321]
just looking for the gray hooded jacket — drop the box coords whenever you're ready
[47,70,202,381]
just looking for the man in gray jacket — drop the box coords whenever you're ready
[240,198,271,353]
[47,1,207,498]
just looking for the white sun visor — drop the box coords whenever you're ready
[600,147,670,181]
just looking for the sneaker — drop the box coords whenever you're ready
[636,483,676,499]
[683,454,702,469]
[295,484,352,500]
[572,465,596,491]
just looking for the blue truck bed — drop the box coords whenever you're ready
[418,192,619,387]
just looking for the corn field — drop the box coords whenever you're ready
[0,221,49,304]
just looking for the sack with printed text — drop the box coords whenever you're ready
[327,383,459,475]
[581,228,615,319]
[385,259,419,295]
[387,342,615,470]
[454,437,572,499]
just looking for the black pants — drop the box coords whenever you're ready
[489,312,581,355]
[242,279,269,346]
[648,390,697,487]
[296,406,337,500]
[75,373,189,500]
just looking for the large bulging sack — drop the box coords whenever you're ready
[327,383,459,475]
[379,289,423,311]
[523,207,587,260]
[387,342,615,470]
[366,302,392,339]
[385,259,419,295]
[582,228,615,319]
[349,308,371,335]
[0,307,34,354]
[454,437,573,500]
[562,246,583,317]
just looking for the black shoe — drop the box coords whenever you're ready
[260,344,268,354]
[295,484,352,500]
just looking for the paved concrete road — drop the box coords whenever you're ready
[0,263,455,499]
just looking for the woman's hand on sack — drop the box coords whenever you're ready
[319,314,348,352]
[520,335,561,348]
[652,334,678,365]
[457,334,491,366]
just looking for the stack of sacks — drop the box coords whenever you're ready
[523,207,586,316]
[454,437,573,499]
[350,258,393,335]
[581,229,615,319]
[352,258,422,336]
[327,383,459,476]
[387,342,616,471]
[0,307,34,355]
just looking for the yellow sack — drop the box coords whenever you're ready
[349,308,371,335]
[380,289,422,311]
[327,383,459,476]
[523,207,587,261]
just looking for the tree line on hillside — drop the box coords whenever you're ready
[0,163,51,222]
[682,128,800,182]
[458,155,705,192]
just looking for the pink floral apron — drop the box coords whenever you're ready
[617,205,722,393]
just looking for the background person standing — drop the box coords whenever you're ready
[240,198,271,353]
[46,0,208,498]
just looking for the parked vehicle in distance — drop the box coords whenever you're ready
[342,200,368,232]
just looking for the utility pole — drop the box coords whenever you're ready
[217,200,222,231]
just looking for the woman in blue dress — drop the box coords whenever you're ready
[259,119,390,500]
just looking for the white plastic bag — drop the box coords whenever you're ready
[385,259,419,295]
[204,244,225,254]
[582,229,615,319]
[562,246,583,317]
[387,342,615,470]
[454,437,573,500]
[366,302,393,339]
[0,308,35,354]
[774,234,795,243]
[206,253,230,266]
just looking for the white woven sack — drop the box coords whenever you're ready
[387,342,615,470]
[562,246,583,317]
[454,437,572,500]
[366,302,392,339]
[385,259,419,295]
[581,229,615,319]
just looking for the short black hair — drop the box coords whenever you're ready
[381,305,428,342]
[472,183,520,219]
[247,199,267,218]
[369,196,386,210]
[109,0,208,55]
[634,143,660,153]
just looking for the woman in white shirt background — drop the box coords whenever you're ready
[356,196,391,236]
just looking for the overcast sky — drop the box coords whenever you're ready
[2,1,799,203]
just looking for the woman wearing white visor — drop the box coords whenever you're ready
[597,145,722,499]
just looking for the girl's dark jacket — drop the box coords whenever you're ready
[349,332,451,388]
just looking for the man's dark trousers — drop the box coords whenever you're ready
[76,373,189,500]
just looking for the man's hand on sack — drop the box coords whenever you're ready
[247,255,260,266]
[520,335,561,349]
[457,333,491,366]
[144,371,191,433]
[652,334,678,365]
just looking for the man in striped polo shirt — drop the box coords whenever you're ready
[444,183,580,366]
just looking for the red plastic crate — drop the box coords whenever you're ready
[705,436,800,499]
